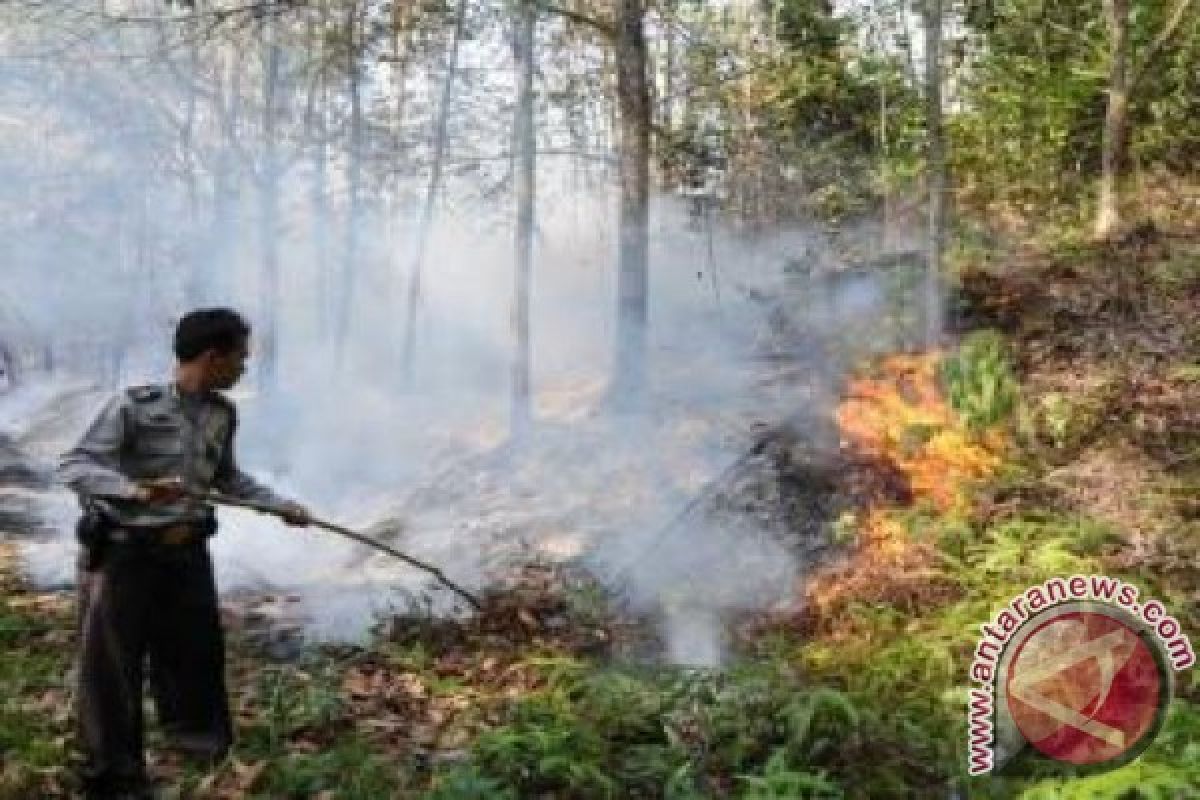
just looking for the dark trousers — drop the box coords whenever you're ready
[75,538,232,796]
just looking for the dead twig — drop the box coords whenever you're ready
[200,490,481,611]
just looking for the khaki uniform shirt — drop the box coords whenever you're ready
[58,383,290,527]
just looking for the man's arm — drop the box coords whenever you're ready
[212,408,310,525]
[57,395,139,500]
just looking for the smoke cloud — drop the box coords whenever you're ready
[0,8,921,664]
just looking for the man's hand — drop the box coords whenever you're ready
[278,503,312,527]
[134,476,188,504]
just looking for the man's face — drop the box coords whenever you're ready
[205,338,249,390]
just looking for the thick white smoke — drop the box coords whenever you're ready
[0,7,920,663]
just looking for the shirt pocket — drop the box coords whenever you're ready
[133,415,185,467]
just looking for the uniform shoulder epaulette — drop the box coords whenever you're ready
[126,385,163,402]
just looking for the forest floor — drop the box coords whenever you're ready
[2,222,1199,799]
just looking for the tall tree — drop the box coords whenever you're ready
[258,14,283,387]
[335,0,365,363]
[210,46,244,307]
[1094,0,1196,240]
[1095,0,1132,242]
[401,0,469,381]
[611,0,651,404]
[308,3,333,340]
[512,0,537,435]
[386,0,415,360]
[179,28,205,304]
[923,0,946,346]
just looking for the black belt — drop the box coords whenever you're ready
[108,522,204,547]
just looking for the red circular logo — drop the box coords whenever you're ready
[1004,610,1163,766]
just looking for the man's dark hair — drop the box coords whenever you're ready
[174,308,250,362]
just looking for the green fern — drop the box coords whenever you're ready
[737,750,844,799]
[426,765,519,800]
[779,687,862,760]
[940,330,1020,431]
[1018,760,1200,800]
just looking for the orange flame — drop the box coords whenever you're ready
[802,351,1007,623]
[835,352,1004,514]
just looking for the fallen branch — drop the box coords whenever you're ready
[201,490,481,611]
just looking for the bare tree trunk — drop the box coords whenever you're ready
[335,0,365,365]
[654,0,677,189]
[880,74,893,251]
[309,4,332,341]
[612,0,651,405]
[258,17,282,389]
[512,0,536,437]
[212,48,243,310]
[0,343,16,393]
[663,4,674,132]
[1095,0,1131,241]
[922,0,946,347]
[387,0,413,382]
[603,46,618,167]
[401,0,468,381]
[899,0,920,87]
[312,83,332,336]
[1093,0,1196,240]
[872,9,893,252]
[181,32,204,303]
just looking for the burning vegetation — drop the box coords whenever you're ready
[797,350,1009,629]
